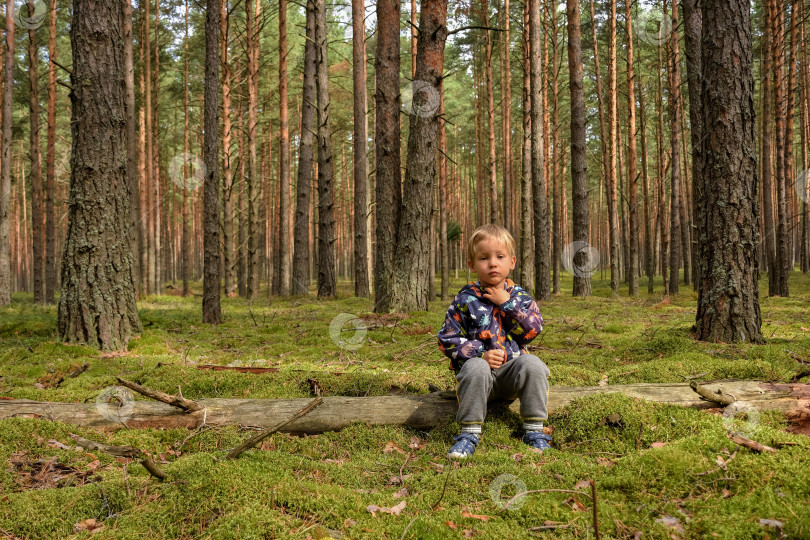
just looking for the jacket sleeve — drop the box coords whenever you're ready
[499,290,543,347]
[437,299,484,369]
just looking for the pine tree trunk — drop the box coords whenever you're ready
[44,0,57,304]
[246,0,260,299]
[683,0,702,295]
[530,0,549,300]
[519,0,534,288]
[567,0,590,297]
[695,0,762,343]
[0,0,13,306]
[278,0,291,296]
[439,89,449,302]
[625,0,638,296]
[761,0,776,293]
[122,0,140,300]
[351,0,370,298]
[292,0,316,296]
[502,0,513,234]
[606,0,619,294]
[482,0,498,224]
[390,0,447,312]
[373,0,401,311]
[27,0,43,304]
[181,0,190,297]
[783,0,799,282]
[58,0,142,349]
[772,0,789,296]
[551,0,560,294]
[314,0,336,298]
[638,69,654,294]
[220,0,235,296]
[202,0,222,324]
[668,0,682,294]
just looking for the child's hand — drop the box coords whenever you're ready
[483,349,505,369]
[482,283,511,306]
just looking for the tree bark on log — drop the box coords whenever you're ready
[3,382,806,434]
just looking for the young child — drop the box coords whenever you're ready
[437,224,551,459]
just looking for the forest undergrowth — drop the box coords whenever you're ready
[0,272,808,539]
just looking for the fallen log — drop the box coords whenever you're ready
[1,381,807,434]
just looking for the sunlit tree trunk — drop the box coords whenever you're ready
[551,0,560,294]
[0,0,13,306]
[279,0,291,296]
[625,0,638,296]
[221,0,235,296]
[246,0,260,298]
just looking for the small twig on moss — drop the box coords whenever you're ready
[430,469,452,510]
[227,397,323,459]
[590,479,600,540]
[689,381,735,406]
[727,432,777,453]
[115,377,204,412]
[400,516,418,540]
[70,434,166,480]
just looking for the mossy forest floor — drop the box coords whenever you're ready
[1,272,809,539]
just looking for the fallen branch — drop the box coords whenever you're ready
[227,397,323,459]
[69,434,166,480]
[197,365,280,374]
[116,377,203,412]
[54,363,90,389]
[591,479,600,540]
[727,432,777,454]
[689,381,736,406]
[2,381,805,433]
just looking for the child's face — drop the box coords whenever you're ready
[467,237,517,289]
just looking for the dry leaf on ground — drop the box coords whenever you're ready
[382,441,406,455]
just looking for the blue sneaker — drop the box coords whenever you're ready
[447,433,480,459]
[523,431,553,452]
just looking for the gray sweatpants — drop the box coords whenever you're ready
[455,353,550,430]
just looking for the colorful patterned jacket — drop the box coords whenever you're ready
[437,279,544,371]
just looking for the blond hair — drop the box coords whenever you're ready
[467,224,516,262]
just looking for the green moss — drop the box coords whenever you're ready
[1,273,809,538]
